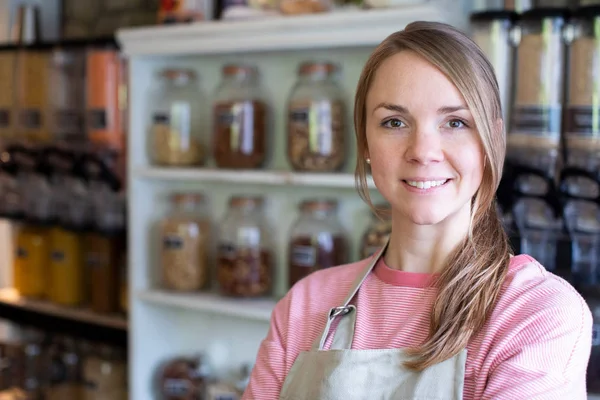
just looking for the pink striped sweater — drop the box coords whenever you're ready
[243,254,593,399]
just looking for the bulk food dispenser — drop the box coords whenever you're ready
[504,7,569,274]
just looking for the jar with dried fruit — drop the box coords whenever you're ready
[288,199,347,288]
[213,64,269,169]
[287,61,346,172]
[157,354,212,400]
[149,69,205,166]
[159,193,210,292]
[360,205,392,259]
[217,196,274,297]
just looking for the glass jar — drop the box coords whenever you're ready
[86,191,126,314]
[45,336,84,400]
[0,47,17,142]
[21,328,46,400]
[149,69,205,167]
[213,64,269,169]
[158,354,211,400]
[288,199,347,288]
[287,61,346,172]
[217,196,273,297]
[82,344,127,400]
[360,205,392,259]
[509,8,568,192]
[564,6,600,184]
[470,10,517,125]
[159,193,210,292]
[279,0,330,15]
[49,45,86,146]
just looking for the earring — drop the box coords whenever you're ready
[366,158,371,164]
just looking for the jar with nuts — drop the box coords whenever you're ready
[213,64,269,169]
[149,69,205,166]
[360,204,392,260]
[159,193,210,292]
[217,196,274,298]
[287,61,346,172]
[288,199,348,289]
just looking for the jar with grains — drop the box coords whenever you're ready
[86,191,126,314]
[509,8,567,188]
[217,196,273,297]
[0,47,17,142]
[287,61,346,172]
[360,204,392,259]
[564,7,600,176]
[82,344,127,400]
[157,354,211,400]
[288,199,347,288]
[213,64,269,169]
[160,193,210,292]
[149,69,205,166]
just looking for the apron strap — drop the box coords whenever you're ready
[312,239,390,351]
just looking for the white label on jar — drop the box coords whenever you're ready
[291,245,316,267]
[170,102,192,147]
[51,251,65,263]
[593,324,600,346]
[309,101,333,156]
[163,378,192,396]
[163,235,184,250]
[219,242,237,259]
[16,247,27,258]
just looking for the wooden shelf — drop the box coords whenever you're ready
[117,5,467,56]
[137,289,275,322]
[134,166,376,189]
[0,288,128,330]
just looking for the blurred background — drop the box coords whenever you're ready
[0,0,598,399]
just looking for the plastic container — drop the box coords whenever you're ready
[287,61,346,172]
[149,69,205,167]
[159,193,210,292]
[213,64,269,169]
[217,196,273,297]
[288,199,347,288]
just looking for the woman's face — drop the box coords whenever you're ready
[365,50,485,226]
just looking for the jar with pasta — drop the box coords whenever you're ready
[360,204,392,259]
[149,69,205,166]
[509,8,568,194]
[287,61,346,172]
[82,344,127,400]
[159,193,210,292]
[217,196,274,297]
[288,199,347,288]
[213,64,269,169]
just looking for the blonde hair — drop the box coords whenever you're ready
[354,21,512,370]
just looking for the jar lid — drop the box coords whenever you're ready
[300,199,338,212]
[298,61,338,76]
[222,64,258,77]
[229,195,264,208]
[161,68,196,81]
[172,193,204,204]
[469,10,518,23]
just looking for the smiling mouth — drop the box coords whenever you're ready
[402,179,450,189]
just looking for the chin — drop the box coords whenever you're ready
[405,208,450,226]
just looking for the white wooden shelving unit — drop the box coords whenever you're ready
[117,3,469,398]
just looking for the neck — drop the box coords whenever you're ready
[383,203,471,275]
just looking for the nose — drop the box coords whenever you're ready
[404,128,444,165]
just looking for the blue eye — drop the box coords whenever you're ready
[446,119,467,129]
[382,118,405,129]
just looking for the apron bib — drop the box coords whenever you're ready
[279,242,467,400]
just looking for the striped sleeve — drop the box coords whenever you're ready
[481,291,593,399]
[242,293,291,400]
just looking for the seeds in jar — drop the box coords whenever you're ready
[288,235,347,288]
[151,113,205,166]
[287,99,345,172]
[213,100,267,169]
[160,220,209,292]
[217,245,272,297]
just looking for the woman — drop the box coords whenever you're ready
[242,21,592,399]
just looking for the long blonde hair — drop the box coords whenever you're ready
[354,21,512,370]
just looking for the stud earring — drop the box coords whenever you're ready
[366,158,371,164]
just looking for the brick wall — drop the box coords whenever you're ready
[62,0,159,39]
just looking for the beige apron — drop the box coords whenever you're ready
[279,243,467,400]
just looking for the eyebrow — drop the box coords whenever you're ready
[372,103,469,115]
